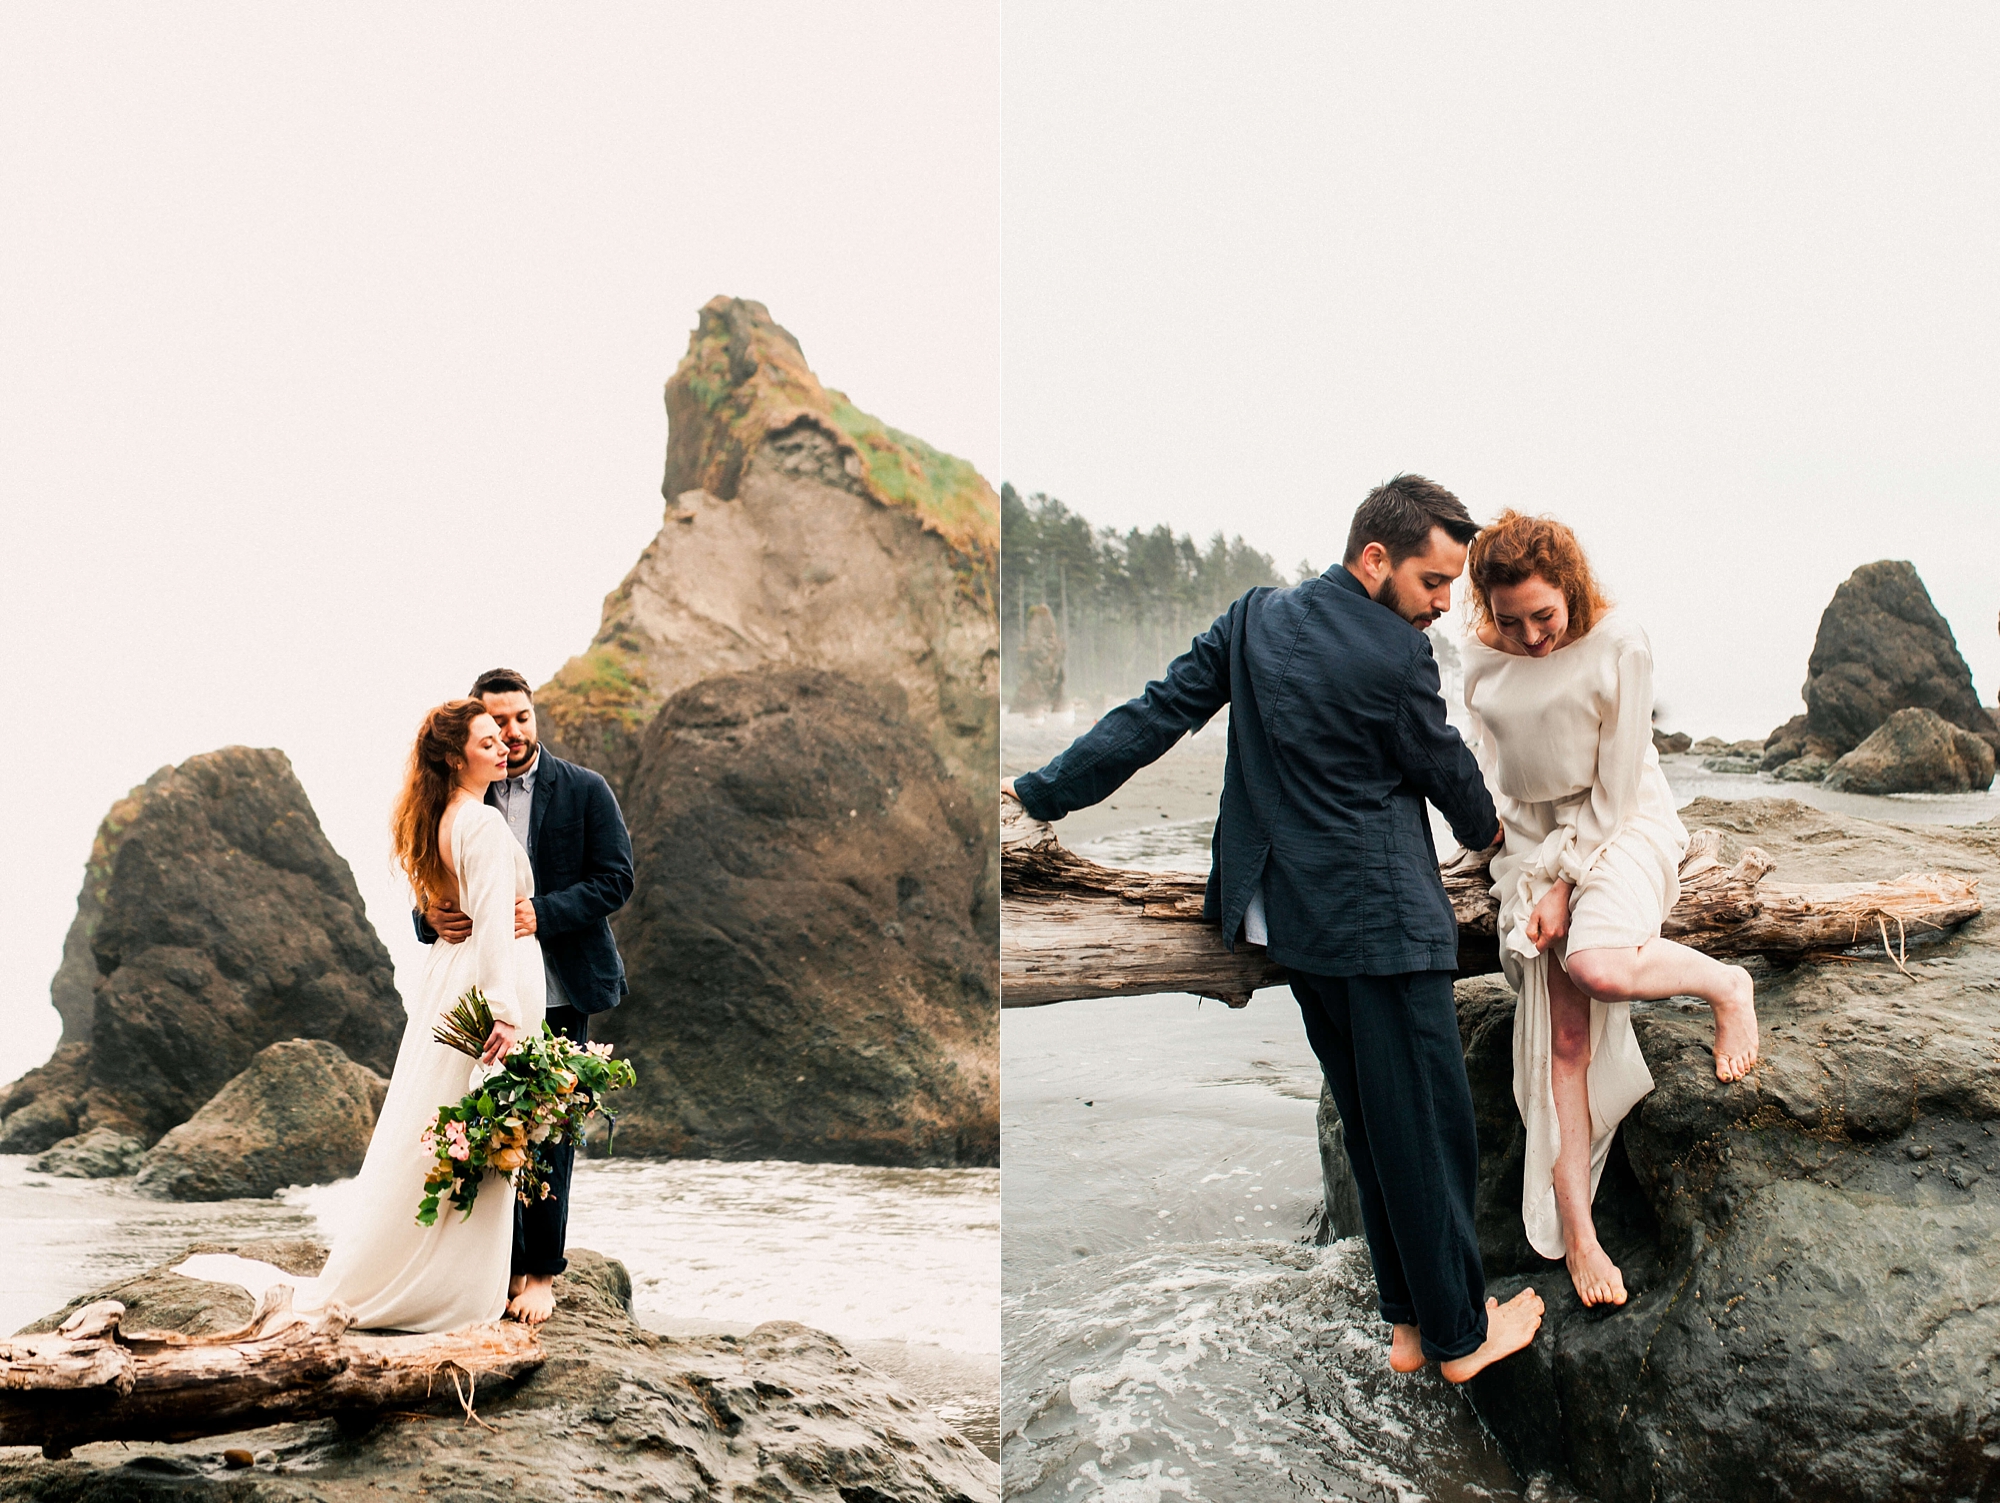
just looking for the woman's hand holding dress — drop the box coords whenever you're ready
[1526,878,1573,953]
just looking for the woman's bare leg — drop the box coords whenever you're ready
[1564,939,1759,1082]
[1547,959,1626,1306]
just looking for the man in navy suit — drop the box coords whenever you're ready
[419,667,634,1324]
[1007,476,1543,1382]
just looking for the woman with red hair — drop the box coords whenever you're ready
[1462,511,1758,1309]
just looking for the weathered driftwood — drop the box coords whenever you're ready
[0,1285,543,1458]
[1000,793,1983,1007]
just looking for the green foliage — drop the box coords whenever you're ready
[417,988,639,1227]
[1001,484,1288,709]
[828,395,993,557]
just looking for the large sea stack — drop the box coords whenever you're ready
[0,748,402,1155]
[539,297,999,1166]
[1765,560,1996,773]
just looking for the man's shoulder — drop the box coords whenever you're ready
[539,750,620,807]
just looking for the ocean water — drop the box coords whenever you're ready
[1001,742,1995,1501]
[0,1154,999,1459]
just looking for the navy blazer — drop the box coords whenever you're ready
[415,750,635,1015]
[1014,567,1499,978]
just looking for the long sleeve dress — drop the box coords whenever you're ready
[1462,610,1686,1260]
[176,803,546,1331]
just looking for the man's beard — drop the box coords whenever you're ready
[507,740,538,772]
[1375,575,1435,630]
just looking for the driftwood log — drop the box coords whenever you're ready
[0,1285,543,1458]
[1000,792,1983,1007]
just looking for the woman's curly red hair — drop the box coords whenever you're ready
[1466,510,1612,638]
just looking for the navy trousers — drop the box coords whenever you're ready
[512,1004,588,1279]
[1290,969,1488,1362]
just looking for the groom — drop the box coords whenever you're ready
[1006,475,1542,1381]
[417,667,635,1324]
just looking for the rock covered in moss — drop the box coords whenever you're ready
[0,748,403,1152]
[526,298,998,1168]
[3,1240,997,1502]
[133,1039,388,1201]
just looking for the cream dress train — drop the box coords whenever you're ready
[1462,610,1685,1261]
[177,803,545,1331]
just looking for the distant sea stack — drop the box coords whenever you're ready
[1764,561,1997,778]
[541,298,999,1166]
[0,749,402,1155]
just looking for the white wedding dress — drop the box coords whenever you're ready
[177,802,546,1331]
[1462,609,1686,1261]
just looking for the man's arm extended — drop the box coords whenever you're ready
[530,775,636,935]
[1012,600,1237,822]
[1392,647,1501,850]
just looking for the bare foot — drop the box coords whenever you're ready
[1389,1323,1426,1373]
[1564,1240,1627,1307]
[1439,1290,1544,1384]
[1712,964,1759,1082]
[506,1273,556,1325]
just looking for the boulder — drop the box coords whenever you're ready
[1796,560,1995,758]
[1321,798,2000,1499]
[133,1039,388,1201]
[529,298,998,1166]
[0,748,403,1151]
[1772,753,1830,783]
[594,667,998,1166]
[1822,706,1997,795]
[3,1239,997,1501]
[31,1127,145,1178]
[1651,730,1692,755]
[1760,711,1841,772]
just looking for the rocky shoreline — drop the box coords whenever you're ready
[0,1238,998,1502]
[1313,796,2000,1499]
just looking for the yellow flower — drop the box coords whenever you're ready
[490,1145,528,1172]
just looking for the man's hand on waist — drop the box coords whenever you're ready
[427,900,471,945]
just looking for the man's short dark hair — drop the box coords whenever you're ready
[470,667,533,700]
[1342,474,1480,566]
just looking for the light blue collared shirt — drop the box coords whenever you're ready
[492,750,569,1012]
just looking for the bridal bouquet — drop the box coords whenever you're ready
[415,988,638,1227]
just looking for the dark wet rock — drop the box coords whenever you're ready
[1699,754,1760,775]
[2,1240,997,1502]
[1794,560,1996,758]
[1759,711,1839,771]
[31,1127,145,1179]
[1314,1084,1365,1243]
[133,1040,388,1201]
[1822,706,1997,795]
[594,667,997,1166]
[0,1046,88,1154]
[1651,730,1692,756]
[1772,753,1830,783]
[0,748,403,1151]
[1324,797,2000,1500]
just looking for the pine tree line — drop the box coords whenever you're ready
[1001,483,1305,711]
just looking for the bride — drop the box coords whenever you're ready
[178,699,545,1330]
[1461,511,1758,1309]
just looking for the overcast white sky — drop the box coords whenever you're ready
[1,4,998,1071]
[1003,3,1999,740]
